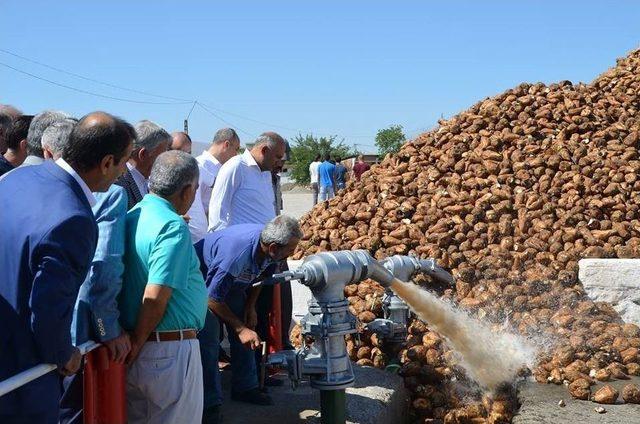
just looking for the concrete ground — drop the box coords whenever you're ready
[282,190,315,219]
[514,377,640,423]
[219,365,408,424]
[282,190,315,322]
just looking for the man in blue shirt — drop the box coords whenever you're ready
[333,156,348,191]
[317,153,336,202]
[195,215,302,411]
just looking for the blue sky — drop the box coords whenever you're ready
[1,1,639,153]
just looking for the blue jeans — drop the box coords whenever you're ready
[225,288,259,393]
[198,309,223,408]
[318,185,334,202]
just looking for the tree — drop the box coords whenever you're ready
[375,124,406,156]
[289,133,353,184]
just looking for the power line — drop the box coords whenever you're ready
[0,48,192,103]
[186,101,197,120]
[0,62,193,105]
[195,101,254,138]
[0,49,407,139]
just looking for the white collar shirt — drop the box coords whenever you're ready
[208,149,275,231]
[187,150,223,243]
[127,162,148,196]
[55,158,97,207]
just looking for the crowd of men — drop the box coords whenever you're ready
[0,104,304,424]
[308,153,369,205]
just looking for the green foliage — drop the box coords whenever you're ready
[289,133,354,184]
[375,125,406,156]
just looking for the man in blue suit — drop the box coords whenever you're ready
[0,111,135,424]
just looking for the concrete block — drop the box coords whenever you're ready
[578,259,640,325]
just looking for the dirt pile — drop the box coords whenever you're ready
[293,48,640,423]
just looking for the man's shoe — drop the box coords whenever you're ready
[202,405,222,424]
[231,388,274,405]
[264,376,285,387]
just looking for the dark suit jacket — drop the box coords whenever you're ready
[0,161,98,416]
[114,168,143,210]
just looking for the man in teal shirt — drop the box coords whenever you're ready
[119,150,207,424]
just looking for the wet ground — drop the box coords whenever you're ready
[514,376,640,423]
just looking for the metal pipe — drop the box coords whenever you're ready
[0,340,100,397]
[320,389,346,424]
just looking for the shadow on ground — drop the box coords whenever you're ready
[219,365,408,424]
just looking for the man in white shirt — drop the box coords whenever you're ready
[308,154,321,205]
[208,132,286,231]
[187,128,240,243]
[115,120,170,210]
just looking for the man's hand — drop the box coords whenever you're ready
[126,335,144,366]
[181,214,191,223]
[104,332,132,364]
[59,347,82,376]
[244,307,257,330]
[237,327,261,350]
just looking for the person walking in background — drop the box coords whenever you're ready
[0,111,135,424]
[352,154,370,181]
[170,131,192,154]
[317,153,336,202]
[115,120,170,210]
[119,151,207,424]
[308,154,321,205]
[0,115,33,176]
[334,156,347,191]
[187,128,240,243]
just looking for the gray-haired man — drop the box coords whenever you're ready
[115,120,169,209]
[41,118,78,160]
[21,110,71,166]
[194,215,302,418]
[119,150,208,424]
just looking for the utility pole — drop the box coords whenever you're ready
[183,119,189,134]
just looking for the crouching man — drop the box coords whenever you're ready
[119,151,208,424]
[195,215,302,415]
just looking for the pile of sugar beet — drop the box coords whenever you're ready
[291,48,640,423]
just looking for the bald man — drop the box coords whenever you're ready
[0,112,135,424]
[171,131,192,154]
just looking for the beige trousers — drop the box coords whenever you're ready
[127,339,203,424]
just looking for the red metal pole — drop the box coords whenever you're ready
[83,352,96,424]
[268,284,283,354]
[83,346,127,424]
